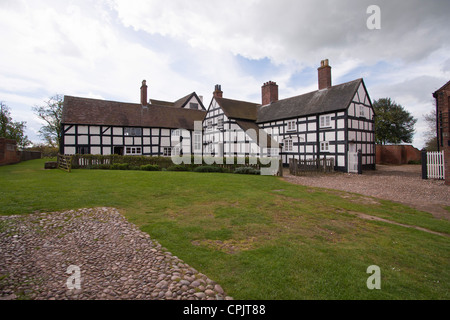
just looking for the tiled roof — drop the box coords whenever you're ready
[257,78,363,123]
[215,97,259,121]
[62,95,206,130]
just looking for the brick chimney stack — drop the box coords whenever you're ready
[141,80,148,106]
[213,84,223,98]
[262,81,279,105]
[318,59,332,90]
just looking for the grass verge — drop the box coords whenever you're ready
[0,159,449,299]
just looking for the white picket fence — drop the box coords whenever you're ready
[427,151,445,180]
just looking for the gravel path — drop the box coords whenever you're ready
[0,207,232,300]
[283,165,450,220]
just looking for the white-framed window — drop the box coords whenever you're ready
[217,116,224,130]
[125,147,142,155]
[287,120,297,131]
[320,115,331,128]
[283,138,293,152]
[172,146,181,156]
[206,120,213,131]
[194,132,202,151]
[359,105,365,117]
[320,141,329,152]
[163,147,172,157]
[172,129,180,137]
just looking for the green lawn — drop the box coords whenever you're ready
[1,159,449,299]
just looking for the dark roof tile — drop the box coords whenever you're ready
[62,95,206,130]
[257,79,362,123]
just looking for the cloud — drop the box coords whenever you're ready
[1,0,449,148]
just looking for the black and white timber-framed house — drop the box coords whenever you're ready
[60,80,206,157]
[202,59,376,172]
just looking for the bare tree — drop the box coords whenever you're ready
[423,107,438,151]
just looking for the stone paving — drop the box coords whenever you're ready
[0,207,232,300]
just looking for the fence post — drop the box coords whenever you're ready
[421,149,427,179]
[357,149,362,174]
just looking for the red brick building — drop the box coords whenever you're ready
[433,81,450,185]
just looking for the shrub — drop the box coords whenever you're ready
[141,164,160,171]
[111,163,129,170]
[234,166,260,175]
[167,165,190,171]
[194,165,225,173]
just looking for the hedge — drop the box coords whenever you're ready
[70,154,266,169]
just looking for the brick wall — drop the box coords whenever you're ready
[434,82,450,185]
[0,137,21,166]
[376,145,421,165]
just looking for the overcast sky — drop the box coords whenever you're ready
[1,0,449,149]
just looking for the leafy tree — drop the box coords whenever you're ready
[33,94,63,148]
[373,98,417,145]
[0,102,31,149]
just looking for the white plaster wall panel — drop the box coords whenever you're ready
[91,147,101,155]
[152,147,159,153]
[125,137,133,145]
[306,145,313,153]
[78,135,88,144]
[348,103,355,116]
[102,127,111,135]
[152,137,159,144]
[65,125,75,134]
[307,133,316,142]
[113,127,123,135]
[161,129,170,136]
[337,131,345,141]
[113,137,123,145]
[309,122,317,131]
[338,155,345,167]
[102,147,111,155]
[90,136,100,145]
[144,147,151,154]
[143,137,150,145]
[357,83,366,104]
[161,137,170,146]
[325,131,335,141]
[65,147,76,155]
[90,126,100,135]
[299,123,307,132]
[348,131,356,141]
[103,136,111,145]
[152,128,159,135]
[134,137,142,145]
[338,145,345,153]
[78,126,89,134]
[143,128,150,136]
[65,136,75,145]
